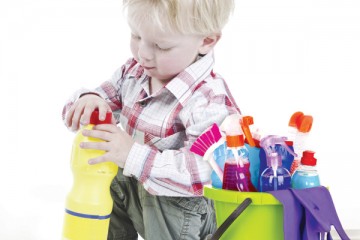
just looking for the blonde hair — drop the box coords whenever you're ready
[123,0,234,35]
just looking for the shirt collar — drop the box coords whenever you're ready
[165,51,215,105]
[133,51,215,104]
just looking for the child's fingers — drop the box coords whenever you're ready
[71,109,82,131]
[98,106,110,121]
[65,107,74,128]
[80,140,109,151]
[88,154,110,165]
[111,115,117,125]
[82,106,96,125]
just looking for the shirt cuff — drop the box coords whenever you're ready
[123,142,157,183]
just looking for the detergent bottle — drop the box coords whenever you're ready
[221,114,256,192]
[288,111,313,174]
[211,142,227,189]
[259,135,297,192]
[222,135,256,192]
[291,150,320,189]
[241,116,262,191]
[62,110,118,240]
[259,140,295,175]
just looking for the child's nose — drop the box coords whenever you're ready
[138,42,154,61]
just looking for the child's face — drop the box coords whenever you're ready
[129,21,204,83]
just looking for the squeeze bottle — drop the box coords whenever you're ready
[291,150,320,189]
[62,110,118,240]
[259,135,297,192]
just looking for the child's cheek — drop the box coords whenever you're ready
[130,41,139,61]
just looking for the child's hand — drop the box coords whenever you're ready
[66,94,113,131]
[80,124,135,168]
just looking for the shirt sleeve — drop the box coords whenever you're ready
[123,81,240,196]
[61,58,137,125]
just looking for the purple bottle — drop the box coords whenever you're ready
[259,135,297,192]
[222,134,256,192]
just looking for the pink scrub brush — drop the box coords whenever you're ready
[190,123,225,182]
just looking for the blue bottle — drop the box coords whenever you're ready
[259,140,295,183]
[245,140,261,191]
[259,135,296,192]
[291,150,320,189]
[211,143,227,188]
[260,152,292,192]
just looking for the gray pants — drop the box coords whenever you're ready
[107,168,217,240]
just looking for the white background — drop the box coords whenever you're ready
[1,0,359,239]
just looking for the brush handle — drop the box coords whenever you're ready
[209,156,223,182]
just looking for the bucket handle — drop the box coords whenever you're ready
[207,198,252,240]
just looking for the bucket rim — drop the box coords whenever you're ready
[204,186,282,205]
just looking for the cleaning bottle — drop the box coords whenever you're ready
[259,139,295,183]
[220,114,256,192]
[291,150,320,189]
[245,138,261,191]
[259,135,297,192]
[62,110,118,240]
[211,142,227,189]
[222,134,256,192]
[240,116,261,191]
[288,111,313,175]
[244,124,262,191]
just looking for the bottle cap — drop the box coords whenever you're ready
[301,150,317,166]
[297,115,313,133]
[89,110,112,125]
[226,134,244,147]
[288,111,313,133]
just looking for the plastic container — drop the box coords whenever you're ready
[222,135,256,192]
[204,186,284,240]
[259,140,295,183]
[245,140,261,191]
[260,154,292,192]
[62,110,118,240]
[259,136,296,192]
[211,143,227,188]
[292,150,320,189]
[288,112,313,175]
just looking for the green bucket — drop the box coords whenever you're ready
[204,186,284,240]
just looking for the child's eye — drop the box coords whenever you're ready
[155,44,171,51]
[131,34,141,40]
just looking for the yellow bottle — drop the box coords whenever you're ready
[63,110,118,240]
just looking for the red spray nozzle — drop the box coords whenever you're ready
[89,110,112,125]
[240,116,256,147]
[301,150,317,166]
[289,111,313,133]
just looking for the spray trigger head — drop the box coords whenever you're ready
[260,135,298,158]
[240,116,256,147]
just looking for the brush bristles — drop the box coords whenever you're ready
[190,123,222,156]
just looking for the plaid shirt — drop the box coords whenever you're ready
[62,52,240,196]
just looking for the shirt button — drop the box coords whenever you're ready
[139,101,147,107]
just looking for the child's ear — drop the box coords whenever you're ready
[198,34,221,55]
